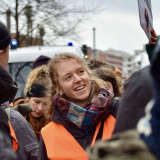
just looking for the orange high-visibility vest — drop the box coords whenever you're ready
[8,121,19,151]
[41,114,116,160]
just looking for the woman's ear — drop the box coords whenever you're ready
[0,50,3,57]
[54,85,63,95]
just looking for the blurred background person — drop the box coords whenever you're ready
[88,59,123,96]
[113,29,158,134]
[88,59,122,97]
[23,65,53,140]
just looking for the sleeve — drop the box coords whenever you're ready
[38,136,49,160]
[10,110,39,160]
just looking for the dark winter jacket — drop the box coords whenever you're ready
[113,66,153,134]
[0,65,38,160]
[0,66,18,159]
[0,65,18,105]
[138,39,160,160]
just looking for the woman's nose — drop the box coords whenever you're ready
[37,104,43,111]
[74,74,81,83]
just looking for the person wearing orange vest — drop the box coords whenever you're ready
[0,21,39,160]
[38,53,117,160]
[0,21,19,155]
[0,108,17,160]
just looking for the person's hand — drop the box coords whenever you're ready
[149,29,158,45]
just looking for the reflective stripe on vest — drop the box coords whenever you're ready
[41,115,116,160]
[8,121,19,151]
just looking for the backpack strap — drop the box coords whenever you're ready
[4,107,11,122]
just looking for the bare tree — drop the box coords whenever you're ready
[0,0,103,47]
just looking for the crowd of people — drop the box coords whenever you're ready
[0,19,160,160]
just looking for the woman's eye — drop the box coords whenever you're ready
[43,103,48,107]
[65,76,71,81]
[78,70,84,74]
[34,100,40,104]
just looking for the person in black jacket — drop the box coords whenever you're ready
[0,21,39,160]
[0,21,18,160]
[113,29,157,134]
[0,115,17,160]
[138,36,160,160]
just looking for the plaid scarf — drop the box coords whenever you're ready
[54,88,113,132]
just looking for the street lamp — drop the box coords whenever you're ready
[6,9,11,33]
[93,27,96,58]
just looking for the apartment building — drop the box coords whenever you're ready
[95,49,134,78]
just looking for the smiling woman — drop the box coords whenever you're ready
[38,53,118,160]
[54,58,91,107]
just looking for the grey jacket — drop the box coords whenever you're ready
[0,129,17,160]
[2,103,39,160]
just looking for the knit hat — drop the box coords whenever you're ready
[0,22,11,50]
[26,84,47,97]
[32,55,51,69]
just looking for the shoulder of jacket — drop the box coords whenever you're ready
[4,107,11,121]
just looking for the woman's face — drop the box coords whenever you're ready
[28,97,50,118]
[55,58,91,107]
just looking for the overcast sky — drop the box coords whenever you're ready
[75,0,160,55]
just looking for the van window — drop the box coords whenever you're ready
[8,46,84,97]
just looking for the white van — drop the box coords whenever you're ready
[8,45,84,97]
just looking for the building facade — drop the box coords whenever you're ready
[87,48,134,78]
